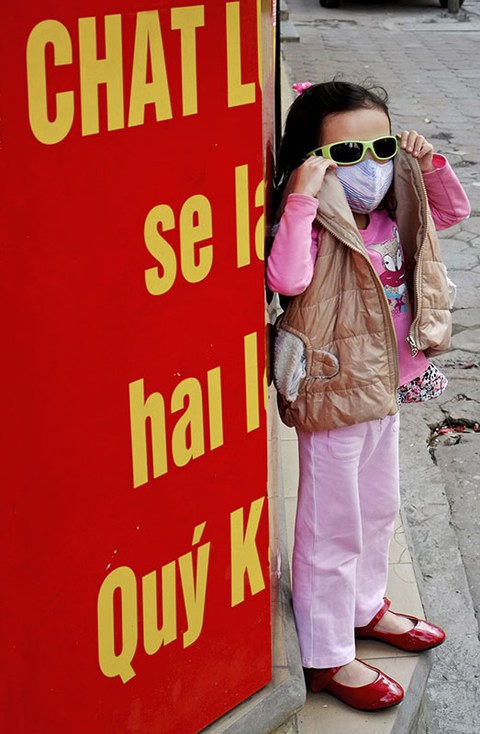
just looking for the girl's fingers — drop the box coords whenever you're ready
[401,130,419,153]
[292,156,337,196]
[413,137,432,159]
[400,130,410,150]
[303,155,337,170]
[400,130,434,158]
[417,140,434,158]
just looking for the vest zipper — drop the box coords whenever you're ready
[406,161,430,356]
[406,335,418,357]
[316,217,400,398]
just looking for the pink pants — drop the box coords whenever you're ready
[292,414,400,669]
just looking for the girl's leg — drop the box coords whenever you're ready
[354,413,401,627]
[292,424,368,669]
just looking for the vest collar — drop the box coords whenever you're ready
[314,169,366,252]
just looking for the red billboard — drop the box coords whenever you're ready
[1,2,271,732]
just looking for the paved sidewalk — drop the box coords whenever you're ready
[279,1,480,731]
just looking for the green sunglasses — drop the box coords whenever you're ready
[307,136,399,166]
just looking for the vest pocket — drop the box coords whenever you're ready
[273,325,340,403]
[309,349,340,380]
[273,328,307,402]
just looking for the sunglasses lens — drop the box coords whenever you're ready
[330,141,363,164]
[372,137,397,159]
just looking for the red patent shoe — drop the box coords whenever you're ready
[355,598,446,652]
[305,659,404,711]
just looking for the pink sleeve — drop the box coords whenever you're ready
[423,154,471,230]
[266,193,319,295]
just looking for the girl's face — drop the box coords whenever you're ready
[320,106,391,164]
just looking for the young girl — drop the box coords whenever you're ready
[267,80,470,711]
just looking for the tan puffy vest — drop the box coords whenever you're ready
[277,149,452,432]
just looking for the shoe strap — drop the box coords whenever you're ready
[363,597,391,633]
[306,665,341,692]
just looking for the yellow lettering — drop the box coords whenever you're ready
[171,378,205,467]
[207,367,223,451]
[180,195,213,284]
[255,180,265,261]
[178,522,210,647]
[26,20,74,145]
[170,5,205,116]
[144,204,177,296]
[256,0,263,92]
[235,164,250,268]
[244,332,260,432]
[142,563,177,654]
[78,15,124,136]
[97,567,138,683]
[226,2,256,107]
[231,498,266,606]
[128,11,172,127]
[129,379,168,488]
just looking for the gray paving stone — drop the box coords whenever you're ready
[452,229,479,242]
[442,249,479,270]
[452,307,480,328]
[451,327,480,352]
[462,216,480,234]
[441,239,472,253]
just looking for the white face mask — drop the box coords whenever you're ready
[335,159,394,213]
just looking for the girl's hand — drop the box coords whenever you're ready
[400,130,435,173]
[291,156,338,197]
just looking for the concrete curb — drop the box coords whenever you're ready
[391,642,432,734]
[398,370,480,732]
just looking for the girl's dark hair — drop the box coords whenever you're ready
[275,80,391,199]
